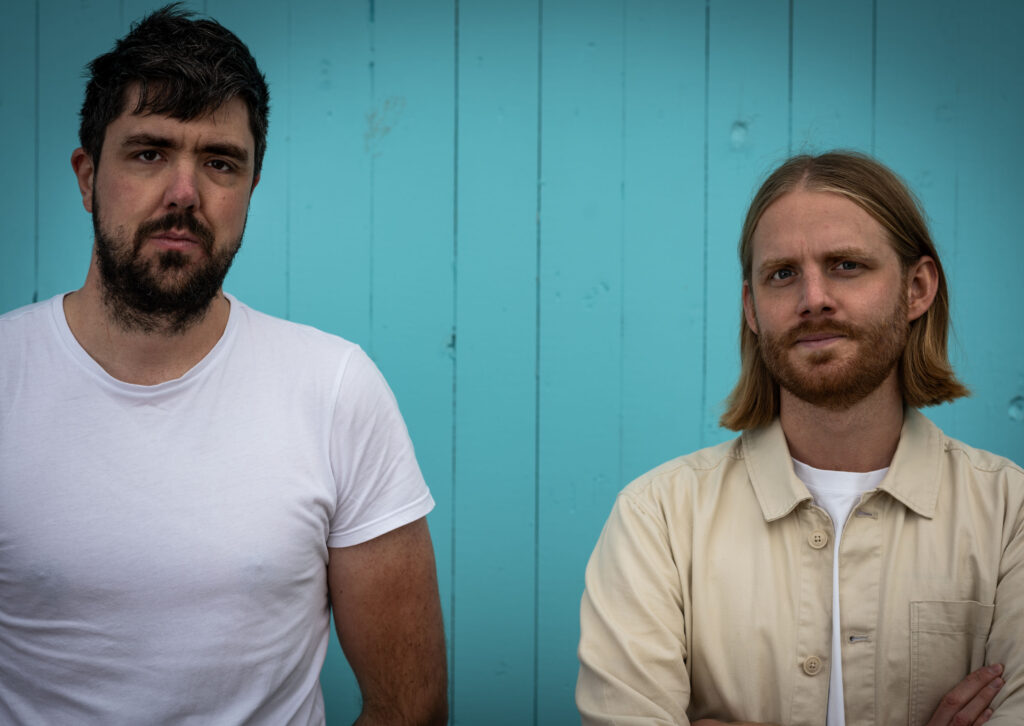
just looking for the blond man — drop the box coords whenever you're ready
[577,152,1023,725]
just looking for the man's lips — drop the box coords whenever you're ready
[794,332,846,348]
[148,230,201,250]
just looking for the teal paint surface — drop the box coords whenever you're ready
[2,1,1022,723]
[452,2,540,723]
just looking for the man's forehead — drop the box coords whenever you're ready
[750,189,892,259]
[107,91,254,148]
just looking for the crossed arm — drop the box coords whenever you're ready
[691,666,1005,726]
[328,517,447,726]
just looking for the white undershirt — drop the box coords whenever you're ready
[792,459,888,726]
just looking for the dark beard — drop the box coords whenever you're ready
[93,200,242,335]
[757,296,909,411]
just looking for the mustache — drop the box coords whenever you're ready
[781,320,860,346]
[134,212,215,254]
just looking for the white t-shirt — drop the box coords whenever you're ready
[0,294,434,725]
[792,459,887,726]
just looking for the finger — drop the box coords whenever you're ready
[927,664,1003,726]
[957,679,1004,726]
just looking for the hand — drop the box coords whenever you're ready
[925,664,1005,726]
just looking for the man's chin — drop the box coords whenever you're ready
[99,261,229,333]
[153,248,194,271]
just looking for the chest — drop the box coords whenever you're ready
[0,376,337,617]
[683,492,1001,725]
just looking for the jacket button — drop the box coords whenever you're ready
[808,530,828,549]
[803,655,823,676]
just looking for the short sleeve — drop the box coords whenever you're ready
[326,348,434,547]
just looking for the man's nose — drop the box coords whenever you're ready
[163,162,200,211]
[799,270,835,316]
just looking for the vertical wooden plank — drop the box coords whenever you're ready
[940,1,1024,462]
[286,0,372,344]
[36,0,120,300]
[704,0,790,446]
[874,0,959,272]
[875,0,964,448]
[0,0,37,314]
[452,1,539,724]
[369,0,457,718]
[621,0,707,483]
[537,1,624,721]
[791,0,873,152]
[208,0,290,319]
[283,2,373,718]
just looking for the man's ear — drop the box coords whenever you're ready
[250,172,260,194]
[71,148,95,214]
[742,280,759,335]
[906,256,939,322]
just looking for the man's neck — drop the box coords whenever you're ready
[63,264,231,386]
[778,373,904,472]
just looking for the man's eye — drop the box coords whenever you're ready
[207,159,235,172]
[769,269,795,282]
[136,150,161,162]
[836,260,861,272]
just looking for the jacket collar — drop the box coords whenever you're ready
[741,408,942,522]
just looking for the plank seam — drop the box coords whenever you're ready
[449,0,460,719]
[787,0,794,154]
[870,0,877,153]
[33,0,40,303]
[700,0,710,445]
[533,1,544,722]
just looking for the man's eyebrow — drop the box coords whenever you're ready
[201,142,249,163]
[122,133,177,149]
[822,246,875,262]
[120,134,249,164]
[756,256,796,275]
[756,247,877,275]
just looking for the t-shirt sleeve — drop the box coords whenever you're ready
[326,347,434,547]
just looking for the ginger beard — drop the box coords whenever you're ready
[755,282,911,411]
[92,192,244,334]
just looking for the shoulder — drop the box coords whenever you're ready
[231,298,360,357]
[911,410,1024,483]
[227,297,377,380]
[941,436,1023,479]
[620,436,745,510]
[0,296,58,332]
[939,432,1024,488]
[0,296,63,372]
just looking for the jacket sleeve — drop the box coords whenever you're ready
[986,468,1024,723]
[576,489,692,725]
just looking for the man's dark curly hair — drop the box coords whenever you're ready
[78,2,270,176]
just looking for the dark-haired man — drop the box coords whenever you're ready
[577,152,1023,725]
[0,6,446,724]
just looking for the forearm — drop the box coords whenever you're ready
[353,697,448,726]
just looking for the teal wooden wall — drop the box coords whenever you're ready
[2,1,1023,723]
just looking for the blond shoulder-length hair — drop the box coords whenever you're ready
[720,151,969,431]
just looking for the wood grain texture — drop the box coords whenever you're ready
[537,0,625,720]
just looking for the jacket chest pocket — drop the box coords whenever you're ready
[908,600,994,726]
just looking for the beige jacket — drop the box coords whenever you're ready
[578,409,1024,725]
